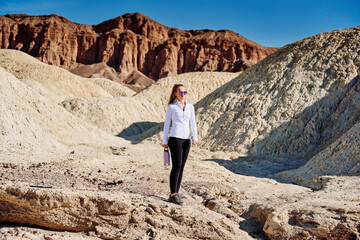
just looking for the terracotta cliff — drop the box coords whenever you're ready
[0,12,278,80]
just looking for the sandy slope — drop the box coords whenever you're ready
[0,64,128,162]
[61,71,239,137]
[195,26,360,158]
[0,50,133,102]
[87,77,136,97]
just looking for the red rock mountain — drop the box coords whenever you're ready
[0,12,278,81]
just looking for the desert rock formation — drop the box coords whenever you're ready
[277,121,360,189]
[0,50,134,102]
[123,70,155,92]
[61,71,239,137]
[0,64,125,160]
[195,26,360,159]
[70,62,123,81]
[192,26,360,191]
[0,13,277,83]
[0,26,359,239]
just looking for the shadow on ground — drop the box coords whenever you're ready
[117,121,160,144]
[204,155,306,182]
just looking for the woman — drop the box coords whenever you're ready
[162,84,198,205]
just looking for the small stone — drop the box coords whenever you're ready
[22,232,37,239]
[170,208,183,215]
[148,204,161,213]
[145,217,156,226]
[146,207,155,215]
[172,215,185,222]
[205,200,217,210]
[230,205,245,214]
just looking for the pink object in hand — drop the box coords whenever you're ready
[164,148,170,168]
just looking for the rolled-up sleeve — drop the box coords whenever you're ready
[190,105,198,142]
[162,105,172,144]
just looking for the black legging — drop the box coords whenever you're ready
[168,137,191,194]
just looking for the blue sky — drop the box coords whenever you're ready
[0,0,359,47]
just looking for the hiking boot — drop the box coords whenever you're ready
[169,193,184,205]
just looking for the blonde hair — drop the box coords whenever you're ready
[168,84,184,105]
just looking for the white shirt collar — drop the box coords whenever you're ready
[174,99,188,110]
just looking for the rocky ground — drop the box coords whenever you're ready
[1,141,359,239]
[0,225,98,240]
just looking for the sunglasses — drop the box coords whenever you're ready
[179,91,187,95]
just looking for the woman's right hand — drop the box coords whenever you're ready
[162,144,168,148]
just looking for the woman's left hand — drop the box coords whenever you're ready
[192,140,197,146]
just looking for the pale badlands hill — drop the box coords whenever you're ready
[193,26,360,187]
[0,50,134,103]
[0,49,238,151]
[61,71,239,136]
[0,24,359,240]
[0,62,131,161]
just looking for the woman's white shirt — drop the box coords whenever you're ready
[162,100,198,145]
